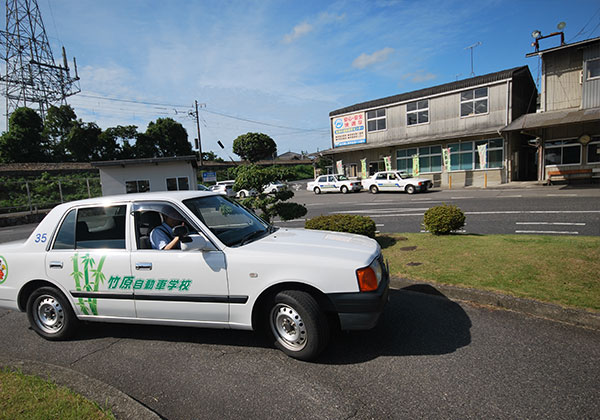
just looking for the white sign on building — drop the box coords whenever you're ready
[332,112,366,147]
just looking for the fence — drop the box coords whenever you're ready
[0,177,102,215]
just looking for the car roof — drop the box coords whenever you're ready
[53,190,218,209]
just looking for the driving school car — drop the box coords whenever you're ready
[362,171,433,194]
[306,174,363,194]
[0,191,388,361]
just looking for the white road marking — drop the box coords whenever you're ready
[501,195,522,198]
[515,230,579,235]
[375,224,385,227]
[516,222,586,226]
[450,197,473,199]
[547,194,577,197]
[336,208,430,214]
[466,210,600,214]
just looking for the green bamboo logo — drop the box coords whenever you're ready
[70,253,106,316]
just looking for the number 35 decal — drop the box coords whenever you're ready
[34,233,48,243]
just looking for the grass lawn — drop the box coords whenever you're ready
[0,369,114,420]
[379,233,600,312]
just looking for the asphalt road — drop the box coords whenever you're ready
[1,289,599,419]
[279,183,600,236]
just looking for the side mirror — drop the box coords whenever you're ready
[180,234,213,251]
[172,225,189,238]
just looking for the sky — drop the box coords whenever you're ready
[1,0,600,159]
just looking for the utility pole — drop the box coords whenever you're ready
[189,100,205,166]
[464,42,482,77]
[0,0,80,127]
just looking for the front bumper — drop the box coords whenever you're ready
[327,265,390,330]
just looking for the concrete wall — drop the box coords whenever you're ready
[99,162,197,196]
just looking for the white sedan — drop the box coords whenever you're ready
[362,171,433,194]
[0,191,388,361]
[307,175,363,194]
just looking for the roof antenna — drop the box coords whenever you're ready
[465,42,482,77]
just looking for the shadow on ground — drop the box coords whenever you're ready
[67,285,471,365]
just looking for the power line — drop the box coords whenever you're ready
[567,6,600,42]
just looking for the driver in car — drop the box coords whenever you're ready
[150,209,186,250]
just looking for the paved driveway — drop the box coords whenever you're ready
[2,287,599,419]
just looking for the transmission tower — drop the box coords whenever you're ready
[0,0,80,128]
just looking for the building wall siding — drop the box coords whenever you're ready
[544,48,583,111]
[583,43,600,109]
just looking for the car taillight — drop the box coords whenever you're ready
[418,182,422,186]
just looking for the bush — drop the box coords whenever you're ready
[305,214,376,238]
[422,204,465,235]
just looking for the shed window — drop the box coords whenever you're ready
[167,177,190,191]
[587,137,600,163]
[544,140,581,166]
[460,87,488,117]
[367,108,386,132]
[126,180,150,193]
[586,58,600,80]
[407,100,429,125]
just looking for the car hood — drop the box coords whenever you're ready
[238,228,380,266]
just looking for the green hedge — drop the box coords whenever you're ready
[305,214,376,238]
[422,204,465,235]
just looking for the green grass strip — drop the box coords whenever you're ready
[0,369,114,420]
[380,233,600,311]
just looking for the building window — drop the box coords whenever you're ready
[418,146,442,173]
[586,58,600,80]
[367,108,386,132]
[126,180,150,193]
[544,140,581,165]
[587,137,600,163]
[407,100,429,125]
[396,148,418,174]
[460,87,488,117]
[475,138,504,169]
[167,177,190,191]
[449,142,474,170]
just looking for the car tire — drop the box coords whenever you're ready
[26,286,78,341]
[267,290,329,361]
[405,185,415,194]
[314,187,321,195]
[369,185,379,194]
[341,186,348,194]
[239,191,246,198]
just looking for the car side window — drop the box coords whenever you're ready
[328,176,335,182]
[317,176,326,182]
[76,205,127,249]
[376,173,387,180]
[52,209,77,249]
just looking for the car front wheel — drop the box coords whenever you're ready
[314,187,321,195]
[267,290,329,361]
[238,191,246,198]
[405,185,415,194]
[340,186,348,194]
[370,185,379,194]
[27,286,78,340]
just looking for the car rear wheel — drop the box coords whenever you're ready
[314,187,321,195]
[370,185,379,194]
[267,290,329,361]
[340,186,348,194]
[238,191,246,198]
[27,286,78,341]
[405,185,415,194]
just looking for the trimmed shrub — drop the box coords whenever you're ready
[305,214,376,238]
[422,204,466,235]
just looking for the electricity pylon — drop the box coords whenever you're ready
[0,0,80,128]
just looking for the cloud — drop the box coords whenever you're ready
[352,47,394,69]
[402,70,437,83]
[283,22,314,43]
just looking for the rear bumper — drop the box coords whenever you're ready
[327,270,389,330]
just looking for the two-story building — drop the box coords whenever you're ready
[324,66,537,187]
[502,36,600,183]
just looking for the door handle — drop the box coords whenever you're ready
[49,261,63,269]
[135,262,152,271]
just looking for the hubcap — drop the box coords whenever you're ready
[34,295,65,334]
[270,304,307,351]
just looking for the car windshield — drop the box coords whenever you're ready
[183,195,270,247]
[337,175,349,181]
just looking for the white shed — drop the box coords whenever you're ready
[92,156,198,196]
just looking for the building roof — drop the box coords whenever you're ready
[502,107,600,132]
[92,155,198,168]
[525,36,600,58]
[329,66,530,117]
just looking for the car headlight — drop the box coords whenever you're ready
[356,257,383,292]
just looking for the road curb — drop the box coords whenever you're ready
[0,357,161,420]
[390,277,600,331]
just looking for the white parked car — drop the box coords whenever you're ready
[209,180,235,197]
[0,191,389,361]
[263,181,287,194]
[362,171,433,194]
[307,175,363,194]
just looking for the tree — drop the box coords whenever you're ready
[232,132,277,162]
[201,150,225,162]
[43,105,77,161]
[145,118,193,157]
[64,120,102,161]
[99,125,139,160]
[0,107,49,162]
